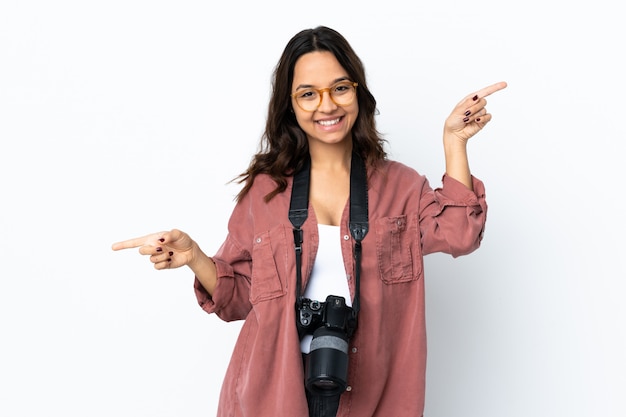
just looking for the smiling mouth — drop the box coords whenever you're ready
[316,117,342,126]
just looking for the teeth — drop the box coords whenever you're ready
[318,118,340,126]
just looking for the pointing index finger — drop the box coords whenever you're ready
[111,233,163,251]
[474,81,508,100]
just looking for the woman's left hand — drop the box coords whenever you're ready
[444,81,507,145]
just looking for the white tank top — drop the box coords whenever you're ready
[300,224,351,353]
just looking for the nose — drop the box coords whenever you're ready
[317,89,337,112]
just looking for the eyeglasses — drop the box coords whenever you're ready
[291,81,358,112]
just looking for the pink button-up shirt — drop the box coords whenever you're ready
[194,160,487,416]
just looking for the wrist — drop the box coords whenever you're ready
[443,133,468,153]
[187,241,205,271]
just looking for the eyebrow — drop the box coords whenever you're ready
[294,76,350,91]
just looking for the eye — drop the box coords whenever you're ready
[333,82,352,94]
[297,89,318,101]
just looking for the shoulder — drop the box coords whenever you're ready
[371,159,427,187]
[365,160,431,207]
[247,173,284,196]
[236,173,292,210]
[227,173,292,236]
[379,159,421,175]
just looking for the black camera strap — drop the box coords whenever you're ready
[288,152,369,318]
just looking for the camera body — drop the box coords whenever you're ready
[297,295,357,396]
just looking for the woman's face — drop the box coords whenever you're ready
[291,51,359,148]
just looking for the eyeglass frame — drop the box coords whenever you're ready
[290,81,359,112]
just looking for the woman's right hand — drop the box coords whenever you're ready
[111,229,196,270]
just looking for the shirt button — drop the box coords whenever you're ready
[352,347,358,353]
[346,386,352,392]
[255,237,262,243]
[343,234,350,240]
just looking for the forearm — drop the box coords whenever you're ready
[443,135,473,190]
[188,243,218,295]
[440,81,507,189]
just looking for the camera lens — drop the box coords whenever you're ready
[310,377,341,392]
[304,326,350,396]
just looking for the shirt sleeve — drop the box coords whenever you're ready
[193,248,253,322]
[419,173,487,257]
[193,199,256,322]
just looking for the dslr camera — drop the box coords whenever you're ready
[297,295,357,396]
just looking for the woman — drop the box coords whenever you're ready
[112,26,506,417]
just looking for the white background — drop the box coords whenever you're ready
[1,1,624,416]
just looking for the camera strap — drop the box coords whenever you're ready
[288,152,369,317]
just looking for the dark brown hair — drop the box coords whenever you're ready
[235,26,387,202]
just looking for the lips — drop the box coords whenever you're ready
[316,116,342,126]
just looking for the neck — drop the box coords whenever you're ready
[308,141,352,172]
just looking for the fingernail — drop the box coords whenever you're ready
[168,251,174,256]
[464,110,471,116]
[463,117,470,123]
[159,238,165,243]
[476,118,481,122]
[472,95,478,101]
[167,258,172,262]
[156,247,163,252]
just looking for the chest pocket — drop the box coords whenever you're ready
[250,226,289,303]
[374,215,423,284]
